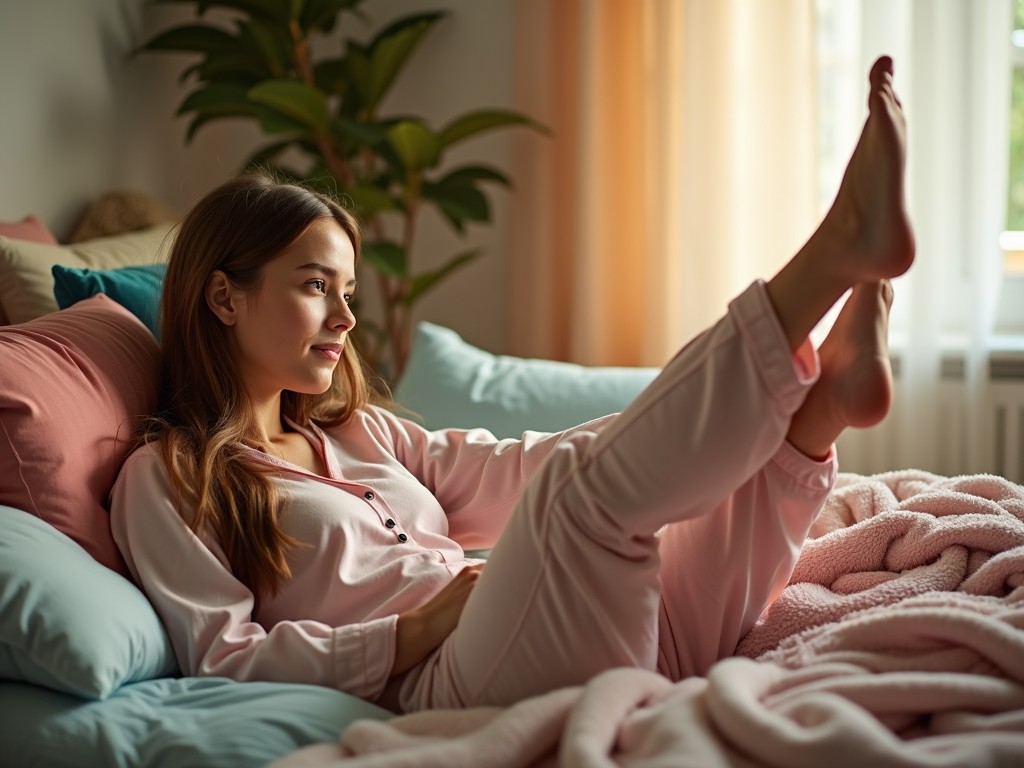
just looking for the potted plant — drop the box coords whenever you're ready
[139,0,538,380]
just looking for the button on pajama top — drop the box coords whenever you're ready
[111,280,837,712]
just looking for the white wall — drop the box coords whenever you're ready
[0,0,517,353]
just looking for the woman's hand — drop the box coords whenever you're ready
[391,563,484,677]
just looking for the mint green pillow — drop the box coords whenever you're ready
[0,505,178,700]
[394,322,659,437]
[52,263,165,338]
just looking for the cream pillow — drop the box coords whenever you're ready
[0,224,176,325]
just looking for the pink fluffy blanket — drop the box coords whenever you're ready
[274,470,1024,767]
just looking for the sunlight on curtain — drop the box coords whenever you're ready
[512,0,1014,480]
[509,0,816,367]
[821,0,1012,477]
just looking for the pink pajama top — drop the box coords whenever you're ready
[110,408,612,702]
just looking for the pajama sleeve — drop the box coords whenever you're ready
[110,445,397,701]
[367,407,617,549]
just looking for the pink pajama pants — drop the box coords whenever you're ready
[395,280,836,712]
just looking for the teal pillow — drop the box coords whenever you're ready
[52,263,165,338]
[394,322,660,437]
[0,505,179,700]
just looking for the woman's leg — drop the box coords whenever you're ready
[654,58,911,679]
[655,278,896,680]
[396,56,913,711]
[787,279,895,457]
[398,279,823,711]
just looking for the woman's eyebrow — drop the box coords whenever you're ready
[296,262,357,287]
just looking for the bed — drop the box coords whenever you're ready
[2,222,1023,766]
[272,469,1024,767]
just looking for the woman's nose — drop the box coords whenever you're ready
[329,296,356,331]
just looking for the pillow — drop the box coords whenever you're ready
[0,505,178,699]
[0,294,160,576]
[70,188,180,243]
[53,263,166,338]
[0,223,174,326]
[0,215,58,324]
[394,322,660,437]
[0,214,57,245]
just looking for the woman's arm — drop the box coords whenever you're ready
[371,408,617,549]
[392,563,483,674]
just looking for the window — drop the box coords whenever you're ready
[1004,0,1024,275]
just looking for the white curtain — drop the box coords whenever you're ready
[509,0,1012,478]
[821,0,1012,477]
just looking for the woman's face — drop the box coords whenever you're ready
[227,217,357,401]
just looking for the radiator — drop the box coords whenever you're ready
[835,354,1024,484]
[991,356,1024,483]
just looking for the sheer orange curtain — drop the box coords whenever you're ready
[509,0,817,366]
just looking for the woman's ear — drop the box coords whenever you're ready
[205,270,238,326]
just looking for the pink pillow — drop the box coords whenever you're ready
[0,214,58,246]
[0,294,159,575]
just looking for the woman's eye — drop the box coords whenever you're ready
[309,279,326,293]
[343,293,353,305]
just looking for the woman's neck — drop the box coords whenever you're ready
[251,391,287,444]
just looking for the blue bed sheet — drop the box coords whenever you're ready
[0,676,391,767]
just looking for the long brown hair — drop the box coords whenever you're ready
[146,171,376,604]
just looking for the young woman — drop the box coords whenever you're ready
[111,56,914,713]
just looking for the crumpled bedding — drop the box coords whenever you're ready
[273,470,1024,767]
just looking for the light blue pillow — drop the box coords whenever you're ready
[394,322,660,437]
[0,677,392,768]
[0,505,179,700]
[52,263,165,338]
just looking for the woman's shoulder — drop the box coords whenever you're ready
[324,402,409,431]
[318,403,426,452]
[121,438,163,467]
[115,438,172,488]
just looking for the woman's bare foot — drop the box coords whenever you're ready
[786,280,894,459]
[820,56,916,284]
[766,56,916,351]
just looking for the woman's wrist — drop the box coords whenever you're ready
[392,609,427,677]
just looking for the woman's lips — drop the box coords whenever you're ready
[312,343,343,361]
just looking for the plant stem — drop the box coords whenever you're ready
[390,197,419,379]
[288,17,353,187]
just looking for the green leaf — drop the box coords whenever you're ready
[301,0,366,33]
[332,117,391,144]
[249,80,330,134]
[140,24,237,55]
[387,120,440,173]
[196,51,272,84]
[407,250,480,304]
[344,185,397,218]
[236,17,292,77]
[421,182,490,232]
[362,12,445,111]
[257,109,312,135]
[177,83,261,116]
[438,110,540,148]
[343,43,373,112]
[361,240,407,278]
[177,84,266,143]
[435,164,511,188]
